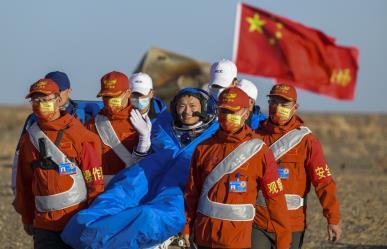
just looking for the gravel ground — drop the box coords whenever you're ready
[0,107,386,249]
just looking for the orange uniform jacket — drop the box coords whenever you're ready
[255,116,340,232]
[86,105,139,176]
[15,113,104,231]
[183,126,291,249]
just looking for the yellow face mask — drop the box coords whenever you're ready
[277,105,292,119]
[226,113,242,126]
[39,101,55,112]
[108,97,122,108]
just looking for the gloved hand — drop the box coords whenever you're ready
[130,109,152,153]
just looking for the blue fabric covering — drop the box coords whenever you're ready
[151,96,166,114]
[248,105,267,130]
[61,111,219,249]
[149,97,167,124]
[71,100,104,124]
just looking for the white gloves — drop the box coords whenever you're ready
[130,109,152,154]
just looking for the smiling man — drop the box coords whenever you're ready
[168,88,215,147]
[176,94,201,125]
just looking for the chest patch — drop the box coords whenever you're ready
[278,167,289,179]
[229,180,247,193]
[60,142,73,150]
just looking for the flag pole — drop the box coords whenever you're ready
[232,1,242,63]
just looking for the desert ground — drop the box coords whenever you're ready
[0,106,386,249]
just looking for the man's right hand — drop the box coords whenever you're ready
[328,223,342,242]
[23,224,33,236]
[182,233,190,248]
[130,109,152,137]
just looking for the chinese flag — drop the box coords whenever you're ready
[233,3,359,100]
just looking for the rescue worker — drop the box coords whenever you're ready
[12,71,103,194]
[15,79,104,249]
[208,60,267,129]
[253,83,341,248]
[207,59,238,101]
[183,87,291,249]
[86,71,152,185]
[129,72,167,123]
[237,79,267,130]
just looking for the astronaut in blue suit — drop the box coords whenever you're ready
[61,88,219,249]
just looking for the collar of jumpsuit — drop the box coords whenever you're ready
[100,104,133,120]
[37,112,75,131]
[263,115,304,134]
[215,124,253,143]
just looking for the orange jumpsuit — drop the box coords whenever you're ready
[86,105,139,176]
[15,113,104,231]
[255,116,340,232]
[184,125,291,249]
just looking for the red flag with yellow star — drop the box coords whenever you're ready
[233,3,359,100]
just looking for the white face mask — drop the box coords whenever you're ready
[210,87,225,101]
[130,97,150,111]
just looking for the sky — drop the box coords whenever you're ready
[0,0,386,113]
